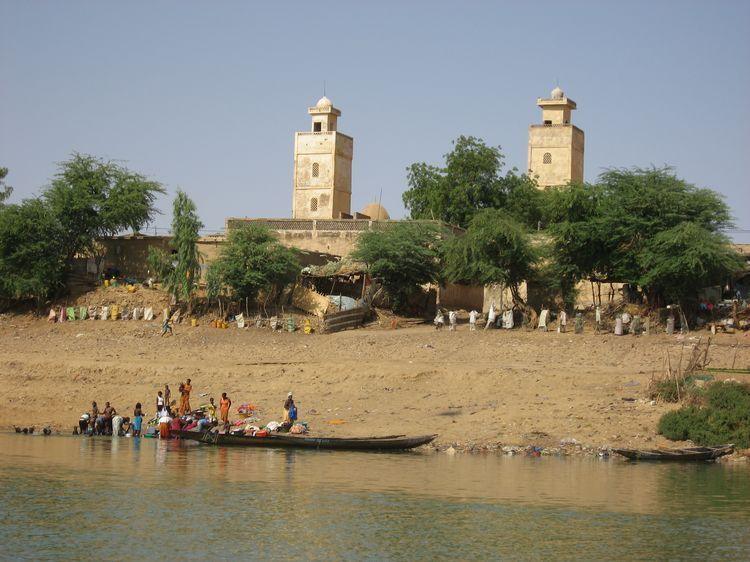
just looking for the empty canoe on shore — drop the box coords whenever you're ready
[613,444,734,461]
[174,430,438,451]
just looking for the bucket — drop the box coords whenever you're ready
[191,318,198,327]
[103,279,110,288]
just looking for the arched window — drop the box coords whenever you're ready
[312,162,320,177]
[543,152,552,164]
[310,197,318,211]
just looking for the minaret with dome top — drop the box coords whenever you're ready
[527,86,584,188]
[292,96,353,219]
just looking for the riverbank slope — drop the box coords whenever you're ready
[2,316,748,451]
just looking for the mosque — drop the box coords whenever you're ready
[227,86,584,256]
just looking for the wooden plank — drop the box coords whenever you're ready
[322,306,368,333]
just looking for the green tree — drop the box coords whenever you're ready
[543,182,606,291]
[167,191,203,307]
[146,246,173,282]
[0,167,13,204]
[402,136,541,228]
[43,153,164,264]
[205,262,227,316]
[639,223,743,306]
[444,209,538,312]
[0,199,66,302]
[544,167,738,306]
[215,224,299,305]
[353,222,444,311]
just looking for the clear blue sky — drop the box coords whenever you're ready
[2,1,749,240]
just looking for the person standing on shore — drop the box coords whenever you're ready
[219,393,231,431]
[102,402,116,435]
[180,378,192,415]
[469,310,478,331]
[156,390,165,416]
[164,384,171,410]
[206,397,217,421]
[158,409,172,439]
[89,402,99,435]
[132,403,144,437]
[282,392,297,427]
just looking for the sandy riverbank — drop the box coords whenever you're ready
[2,315,749,452]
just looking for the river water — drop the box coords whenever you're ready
[1,434,748,561]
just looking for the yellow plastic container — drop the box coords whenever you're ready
[191,318,198,327]
[103,279,110,288]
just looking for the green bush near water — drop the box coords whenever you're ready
[658,382,750,448]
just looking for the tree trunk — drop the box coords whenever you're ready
[509,283,535,328]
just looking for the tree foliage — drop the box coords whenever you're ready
[43,153,164,259]
[402,136,541,228]
[0,167,13,205]
[444,209,538,306]
[214,224,299,304]
[0,199,67,301]
[352,222,444,311]
[638,223,743,305]
[544,167,740,305]
[166,191,203,305]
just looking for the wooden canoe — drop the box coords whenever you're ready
[613,444,734,461]
[174,430,437,451]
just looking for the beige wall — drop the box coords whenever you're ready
[293,131,353,219]
[528,124,584,187]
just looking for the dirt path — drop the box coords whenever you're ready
[2,315,748,450]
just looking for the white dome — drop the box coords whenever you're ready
[316,96,333,108]
[551,86,564,99]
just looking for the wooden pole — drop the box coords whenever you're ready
[731,340,739,369]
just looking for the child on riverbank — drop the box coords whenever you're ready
[132,403,143,437]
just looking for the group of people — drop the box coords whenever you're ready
[78,401,139,437]
[77,377,299,439]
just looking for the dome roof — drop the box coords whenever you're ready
[316,96,333,108]
[361,203,390,220]
[550,86,564,100]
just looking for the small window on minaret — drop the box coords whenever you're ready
[313,122,322,132]
[312,162,320,177]
[310,198,318,211]
[543,153,552,164]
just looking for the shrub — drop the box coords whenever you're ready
[657,381,750,448]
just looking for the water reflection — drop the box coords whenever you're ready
[1,434,748,560]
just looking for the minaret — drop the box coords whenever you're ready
[527,87,584,188]
[292,96,353,219]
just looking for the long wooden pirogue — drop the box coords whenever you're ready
[613,444,734,461]
[174,429,438,451]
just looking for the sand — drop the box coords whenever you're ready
[2,313,749,451]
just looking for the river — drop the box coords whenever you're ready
[0,434,748,560]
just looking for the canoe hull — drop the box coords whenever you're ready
[613,445,734,461]
[175,430,437,451]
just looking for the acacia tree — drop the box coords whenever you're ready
[444,209,538,317]
[639,223,743,307]
[352,222,444,311]
[0,199,67,302]
[402,136,541,228]
[214,224,299,308]
[43,153,164,270]
[0,167,13,205]
[168,191,203,309]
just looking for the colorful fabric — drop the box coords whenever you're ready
[66,307,76,321]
